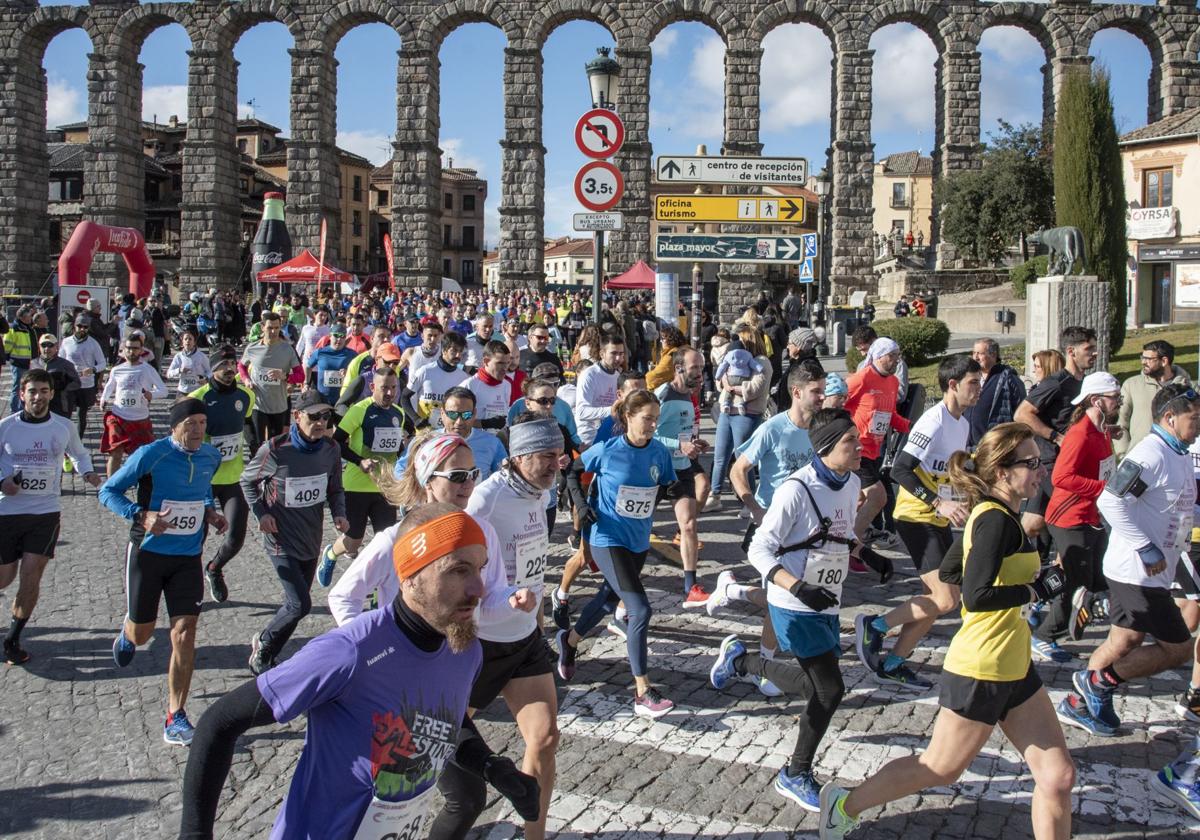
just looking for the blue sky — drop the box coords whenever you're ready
[41,8,1156,248]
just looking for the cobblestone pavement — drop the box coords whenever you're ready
[0,405,1197,839]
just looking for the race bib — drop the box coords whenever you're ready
[117,389,145,410]
[211,433,241,463]
[284,473,327,508]
[615,484,657,519]
[371,427,402,454]
[1098,455,1116,484]
[254,368,278,387]
[179,373,199,392]
[801,547,848,610]
[868,410,891,436]
[15,465,56,495]
[514,532,548,588]
[161,499,204,536]
[323,368,345,388]
[351,786,432,840]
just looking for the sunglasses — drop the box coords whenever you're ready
[528,397,556,406]
[443,409,474,421]
[304,411,333,423]
[430,467,480,485]
[1004,456,1043,470]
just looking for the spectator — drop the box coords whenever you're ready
[964,338,1027,447]
[781,287,804,329]
[646,325,687,390]
[893,295,910,318]
[1115,339,1192,456]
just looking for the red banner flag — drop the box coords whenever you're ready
[383,231,395,294]
[317,217,328,296]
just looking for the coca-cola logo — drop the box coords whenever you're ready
[252,252,284,266]
[278,265,311,274]
[106,229,136,250]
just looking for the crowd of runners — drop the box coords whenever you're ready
[0,282,1198,839]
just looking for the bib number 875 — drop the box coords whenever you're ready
[620,498,653,517]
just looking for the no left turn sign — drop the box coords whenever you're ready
[574,109,625,159]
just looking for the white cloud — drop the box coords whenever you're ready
[46,77,84,127]
[649,34,725,145]
[981,26,1046,61]
[979,27,1046,133]
[689,34,725,97]
[543,182,576,240]
[336,130,393,166]
[760,25,833,133]
[652,29,680,59]
[870,27,936,132]
[141,84,188,124]
[438,137,488,176]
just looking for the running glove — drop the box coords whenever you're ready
[483,754,542,821]
[789,580,838,612]
[577,503,599,528]
[857,546,893,583]
[1136,543,1166,570]
[1030,565,1067,603]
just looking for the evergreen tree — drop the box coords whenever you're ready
[1053,66,1129,349]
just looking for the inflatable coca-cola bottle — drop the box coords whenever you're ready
[250,192,291,298]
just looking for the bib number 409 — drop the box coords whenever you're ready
[293,487,322,504]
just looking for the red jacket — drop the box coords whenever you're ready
[1046,415,1113,528]
[845,363,910,460]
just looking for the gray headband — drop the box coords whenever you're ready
[509,419,562,458]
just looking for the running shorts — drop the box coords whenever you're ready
[1173,552,1200,601]
[0,512,61,564]
[767,605,840,659]
[126,547,203,624]
[344,491,397,541]
[470,627,555,709]
[894,520,953,574]
[101,413,155,455]
[1105,579,1191,644]
[939,664,1042,726]
[657,464,697,503]
[855,455,884,489]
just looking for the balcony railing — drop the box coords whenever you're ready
[889,196,910,209]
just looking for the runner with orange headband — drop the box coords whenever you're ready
[179,503,542,840]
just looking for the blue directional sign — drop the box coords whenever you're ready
[654,234,807,265]
[802,233,818,258]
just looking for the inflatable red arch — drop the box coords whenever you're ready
[57,220,156,299]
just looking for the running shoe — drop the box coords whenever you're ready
[710,633,746,690]
[682,583,710,608]
[1151,765,1200,820]
[1175,687,1200,724]
[550,589,571,631]
[854,613,885,672]
[702,493,721,512]
[112,630,136,668]
[738,506,752,520]
[3,639,30,666]
[751,675,784,698]
[848,555,868,574]
[163,709,195,746]
[818,783,857,840]
[1030,638,1075,663]
[1067,587,1092,641]
[1056,695,1117,737]
[555,629,576,681]
[566,532,581,551]
[872,662,933,691]
[1026,600,1045,630]
[205,564,229,604]
[316,543,338,587]
[1073,669,1121,731]
[774,767,821,812]
[248,634,273,676]
[633,687,675,719]
[1093,595,1110,622]
[705,570,737,616]
[866,528,900,551]
[606,617,628,640]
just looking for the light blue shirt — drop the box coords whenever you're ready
[734,411,814,509]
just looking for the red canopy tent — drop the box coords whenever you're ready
[604,259,656,290]
[255,249,354,285]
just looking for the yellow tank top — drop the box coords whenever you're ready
[943,500,1039,682]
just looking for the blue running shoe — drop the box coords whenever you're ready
[1026,601,1045,629]
[872,662,933,691]
[1055,695,1117,737]
[316,543,338,587]
[774,767,821,812]
[1073,669,1121,731]
[1031,638,1075,663]
[854,613,885,672]
[112,631,136,667]
[163,709,194,746]
[710,633,746,690]
[1151,766,1200,820]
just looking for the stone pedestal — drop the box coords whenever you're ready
[1025,275,1111,374]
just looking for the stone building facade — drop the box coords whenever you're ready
[4,0,1200,323]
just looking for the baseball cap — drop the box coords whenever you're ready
[532,362,562,383]
[39,333,57,346]
[1071,371,1120,404]
[293,389,333,414]
[330,323,347,336]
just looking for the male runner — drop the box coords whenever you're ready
[463,313,495,374]
[30,333,80,419]
[98,331,167,475]
[318,366,411,586]
[519,323,564,378]
[0,370,100,664]
[407,330,466,427]
[239,310,302,449]
[400,317,443,380]
[305,322,357,407]
[573,333,624,446]
[179,504,542,838]
[855,355,982,690]
[100,399,227,745]
[462,340,513,432]
[188,345,255,603]
[58,314,107,437]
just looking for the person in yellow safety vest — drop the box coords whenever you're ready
[4,304,40,414]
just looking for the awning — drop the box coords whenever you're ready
[255,249,354,284]
[605,259,656,290]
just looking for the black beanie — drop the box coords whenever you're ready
[169,398,207,428]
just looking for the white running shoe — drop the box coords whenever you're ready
[705,570,737,616]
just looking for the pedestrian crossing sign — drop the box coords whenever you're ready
[799,257,814,281]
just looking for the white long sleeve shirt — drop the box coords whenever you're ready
[58,335,107,390]
[1099,432,1196,589]
[166,349,213,394]
[0,412,94,515]
[297,323,330,364]
[328,515,511,628]
[573,363,619,446]
[747,463,861,614]
[99,362,167,421]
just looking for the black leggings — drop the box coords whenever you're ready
[1035,523,1108,642]
[259,553,317,657]
[206,483,249,572]
[251,409,288,453]
[736,648,845,774]
[427,758,489,840]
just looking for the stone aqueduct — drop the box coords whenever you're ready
[2,0,1199,313]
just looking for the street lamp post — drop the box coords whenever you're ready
[585,47,619,325]
[812,167,831,324]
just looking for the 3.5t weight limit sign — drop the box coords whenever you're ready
[574,161,624,212]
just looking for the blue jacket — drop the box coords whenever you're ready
[99,437,221,556]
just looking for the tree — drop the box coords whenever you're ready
[1054,66,1129,350]
[935,120,1054,265]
